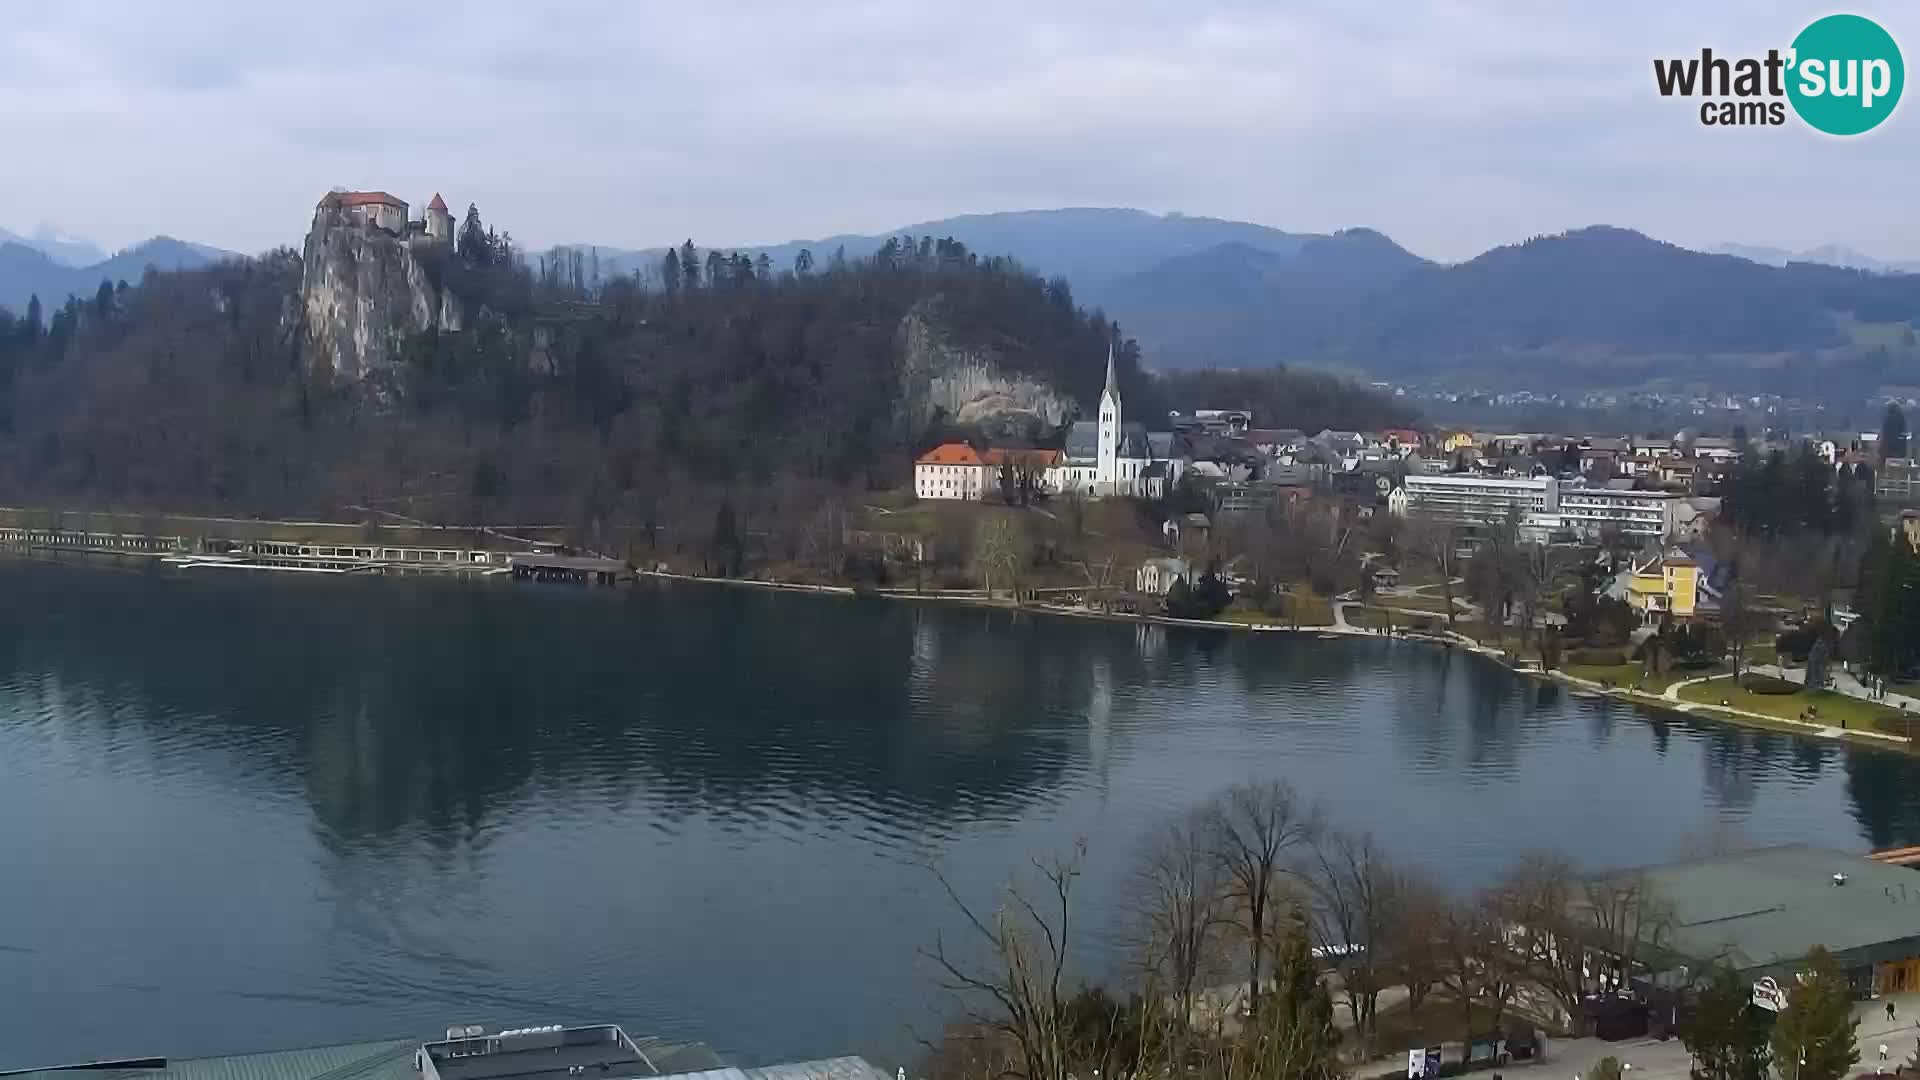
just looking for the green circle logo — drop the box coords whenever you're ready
[1787,14,1903,135]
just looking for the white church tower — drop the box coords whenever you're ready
[1096,344,1122,495]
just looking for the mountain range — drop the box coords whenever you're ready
[0,224,108,268]
[1707,241,1920,275]
[8,208,1919,395]
[0,235,237,314]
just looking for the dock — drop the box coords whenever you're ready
[509,554,628,586]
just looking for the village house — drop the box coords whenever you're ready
[1135,556,1190,595]
[913,444,1063,501]
[1626,552,1702,624]
[914,442,990,500]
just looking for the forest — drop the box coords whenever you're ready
[0,221,1410,548]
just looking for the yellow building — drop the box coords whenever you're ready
[1627,555,1700,623]
[1442,431,1477,453]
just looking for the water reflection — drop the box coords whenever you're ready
[1,561,1919,1071]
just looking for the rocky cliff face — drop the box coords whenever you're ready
[896,308,1078,442]
[300,210,462,381]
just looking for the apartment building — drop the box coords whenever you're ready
[1402,474,1559,524]
[1879,458,1920,505]
[1557,487,1688,539]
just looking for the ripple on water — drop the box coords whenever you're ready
[0,565,1917,1072]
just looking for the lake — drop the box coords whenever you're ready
[1,561,1916,1070]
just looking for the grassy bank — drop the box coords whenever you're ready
[1677,675,1917,737]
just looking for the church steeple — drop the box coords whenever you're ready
[1102,343,1118,400]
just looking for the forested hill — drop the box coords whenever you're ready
[1114,226,1920,388]
[0,229,1408,533]
[0,236,235,313]
[559,213,1920,391]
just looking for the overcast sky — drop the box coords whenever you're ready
[2,1,1913,262]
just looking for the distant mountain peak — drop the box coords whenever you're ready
[1704,240,1920,274]
[0,233,237,313]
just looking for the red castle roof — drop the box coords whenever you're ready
[323,190,407,209]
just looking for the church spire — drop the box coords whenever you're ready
[1103,343,1117,399]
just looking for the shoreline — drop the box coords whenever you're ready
[638,569,1918,755]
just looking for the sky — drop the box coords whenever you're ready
[1,0,1915,263]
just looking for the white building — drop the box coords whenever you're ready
[1136,557,1190,595]
[425,193,453,243]
[1556,487,1689,540]
[915,444,1064,501]
[1402,474,1559,525]
[914,442,990,500]
[1048,346,1158,498]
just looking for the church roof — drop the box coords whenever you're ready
[1063,421,1151,461]
[427,193,448,211]
[1065,421,1100,460]
[1102,344,1118,399]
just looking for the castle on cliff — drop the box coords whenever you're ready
[314,189,454,244]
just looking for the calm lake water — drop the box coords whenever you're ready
[2,561,1918,1070]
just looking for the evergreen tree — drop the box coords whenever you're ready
[1682,965,1772,1080]
[1245,918,1341,1080]
[794,248,814,275]
[712,498,743,577]
[458,204,489,264]
[662,248,681,294]
[25,294,42,338]
[1882,403,1909,460]
[679,240,700,289]
[705,249,724,289]
[754,253,772,281]
[1164,576,1193,617]
[1769,947,1859,1080]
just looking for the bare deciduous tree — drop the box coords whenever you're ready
[975,516,1024,601]
[1405,517,1463,629]
[922,841,1086,1080]
[1436,893,1523,1044]
[1208,780,1318,1019]
[1582,871,1676,994]
[1129,809,1230,1045]
[1487,851,1586,1030]
[1386,868,1449,1016]
[1304,827,1399,1053]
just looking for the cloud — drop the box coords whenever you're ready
[0,0,1912,262]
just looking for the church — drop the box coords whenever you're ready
[1045,346,1168,499]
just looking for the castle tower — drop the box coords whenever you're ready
[425,193,453,244]
[1096,344,1122,493]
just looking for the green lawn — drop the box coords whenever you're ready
[1221,592,1334,627]
[1374,593,1461,615]
[1678,675,1917,737]
[1562,662,1711,695]
[1351,605,1448,632]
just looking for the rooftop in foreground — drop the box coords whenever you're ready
[1601,845,1920,976]
[0,1027,884,1080]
